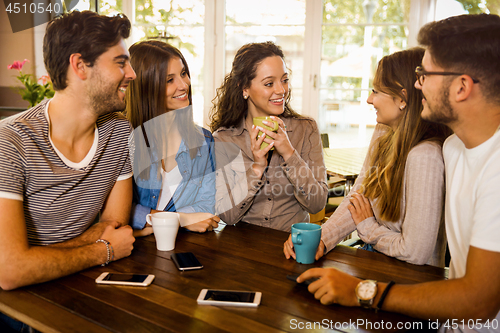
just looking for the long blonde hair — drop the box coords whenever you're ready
[362,48,451,221]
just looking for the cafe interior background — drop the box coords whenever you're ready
[1,0,497,149]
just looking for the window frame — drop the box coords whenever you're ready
[33,0,439,128]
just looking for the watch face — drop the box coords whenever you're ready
[357,281,377,300]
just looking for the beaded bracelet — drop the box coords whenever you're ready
[96,239,112,266]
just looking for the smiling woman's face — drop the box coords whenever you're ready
[165,57,190,112]
[243,55,289,118]
[366,88,404,130]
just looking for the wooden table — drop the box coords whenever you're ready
[0,223,446,332]
[323,147,368,193]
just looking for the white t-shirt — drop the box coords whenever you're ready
[156,164,182,211]
[442,129,500,333]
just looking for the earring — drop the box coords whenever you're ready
[400,105,405,110]
[243,94,248,99]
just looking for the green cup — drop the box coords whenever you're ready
[253,116,279,150]
[291,223,322,264]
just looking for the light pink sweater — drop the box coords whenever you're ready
[321,125,447,267]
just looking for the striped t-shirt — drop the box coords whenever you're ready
[0,100,133,245]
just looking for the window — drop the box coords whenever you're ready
[131,1,205,125]
[69,0,491,141]
[224,0,306,112]
[318,0,409,148]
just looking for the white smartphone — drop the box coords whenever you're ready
[171,252,203,271]
[95,272,155,287]
[197,289,262,307]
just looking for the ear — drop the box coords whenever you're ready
[397,89,407,110]
[401,88,407,100]
[68,53,88,81]
[454,75,474,102]
[242,87,249,100]
[393,89,406,111]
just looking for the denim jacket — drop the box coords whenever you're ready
[131,128,215,229]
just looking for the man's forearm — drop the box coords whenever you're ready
[48,221,112,248]
[383,247,500,321]
[1,242,106,290]
[383,278,494,321]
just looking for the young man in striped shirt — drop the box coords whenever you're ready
[0,11,136,292]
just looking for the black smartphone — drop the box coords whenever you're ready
[171,252,203,271]
[287,274,315,286]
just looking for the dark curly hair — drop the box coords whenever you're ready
[209,41,302,132]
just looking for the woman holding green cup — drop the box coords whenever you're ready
[210,41,328,232]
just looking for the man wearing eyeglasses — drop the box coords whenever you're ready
[298,13,500,332]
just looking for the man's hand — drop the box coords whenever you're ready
[99,224,135,261]
[298,268,361,306]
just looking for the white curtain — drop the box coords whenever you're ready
[408,0,437,47]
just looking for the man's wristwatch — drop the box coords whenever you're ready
[355,280,378,308]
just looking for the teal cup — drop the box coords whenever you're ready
[291,223,322,264]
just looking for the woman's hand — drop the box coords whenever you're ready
[257,116,295,161]
[283,234,326,261]
[249,124,274,178]
[133,225,154,238]
[348,192,374,225]
[133,209,161,238]
[184,216,220,233]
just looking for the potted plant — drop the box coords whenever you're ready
[8,59,55,108]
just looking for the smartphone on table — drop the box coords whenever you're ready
[171,252,203,271]
[95,272,155,286]
[197,289,262,307]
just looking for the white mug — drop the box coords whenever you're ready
[146,212,180,251]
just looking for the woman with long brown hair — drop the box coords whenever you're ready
[284,47,451,266]
[126,40,218,235]
[210,41,328,232]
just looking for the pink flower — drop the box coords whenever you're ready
[7,59,29,71]
[38,75,51,85]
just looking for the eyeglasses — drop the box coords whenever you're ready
[415,66,480,86]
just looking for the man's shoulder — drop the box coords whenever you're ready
[97,112,132,135]
[0,102,47,142]
[97,111,129,125]
[443,133,461,150]
[442,134,462,161]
